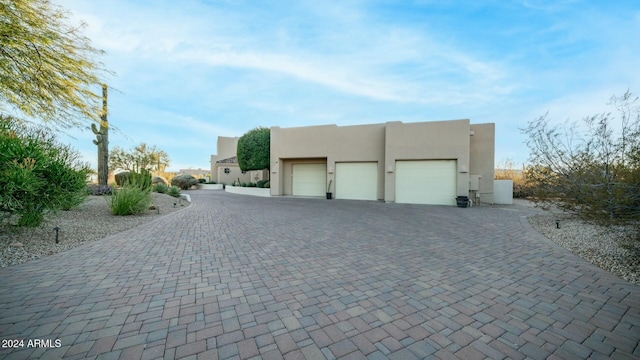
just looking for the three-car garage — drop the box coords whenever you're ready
[290,160,457,205]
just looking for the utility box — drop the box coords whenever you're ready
[469,175,481,191]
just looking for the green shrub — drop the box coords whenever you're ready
[168,186,181,198]
[198,178,206,184]
[152,183,169,194]
[263,181,270,188]
[108,186,150,215]
[0,117,90,226]
[126,169,152,191]
[256,179,268,188]
[171,174,198,190]
[206,181,217,184]
[237,127,270,171]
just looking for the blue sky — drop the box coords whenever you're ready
[57,0,640,172]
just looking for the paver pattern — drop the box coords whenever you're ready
[1,191,639,359]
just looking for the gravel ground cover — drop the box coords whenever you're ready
[0,192,190,268]
[527,213,639,285]
[1,194,638,286]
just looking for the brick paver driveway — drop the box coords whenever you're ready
[1,191,639,359]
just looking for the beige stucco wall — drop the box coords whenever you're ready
[210,136,239,182]
[469,123,495,204]
[265,119,495,204]
[216,164,252,185]
[219,169,268,186]
[270,124,386,197]
[384,119,471,202]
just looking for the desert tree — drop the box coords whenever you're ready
[237,127,270,175]
[109,143,170,175]
[522,90,640,224]
[0,0,107,128]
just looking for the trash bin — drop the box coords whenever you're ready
[456,196,469,208]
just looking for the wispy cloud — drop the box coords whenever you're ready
[55,0,640,169]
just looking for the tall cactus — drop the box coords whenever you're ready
[92,84,109,186]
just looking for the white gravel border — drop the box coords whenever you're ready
[527,213,639,285]
[0,193,190,268]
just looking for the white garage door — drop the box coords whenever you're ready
[395,160,457,205]
[335,162,378,201]
[292,163,326,196]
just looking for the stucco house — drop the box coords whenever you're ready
[212,119,494,205]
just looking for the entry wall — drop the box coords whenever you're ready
[216,164,252,185]
[271,124,386,197]
[384,119,471,203]
[470,123,495,204]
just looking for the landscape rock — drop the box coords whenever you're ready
[0,193,189,268]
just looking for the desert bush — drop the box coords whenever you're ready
[108,186,150,215]
[0,116,90,226]
[152,176,168,185]
[114,171,131,186]
[109,170,152,215]
[126,169,152,191]
[168,186,181,198]
[522,90,640,225]
[171,174,198,190]
[152,183,169,194]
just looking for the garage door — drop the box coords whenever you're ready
[395,160,457,205]
[335,162,378,200]
[292,163,326,196]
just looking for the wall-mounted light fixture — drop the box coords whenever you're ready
[328,166,334,174]
[224,168,230,174]
[459,165,468,173]
[387,165,394,173]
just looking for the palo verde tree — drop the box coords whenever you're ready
[522,90,640,225]
[109,143,170,174]
[237,127,270,175]
[0,0,107,129]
